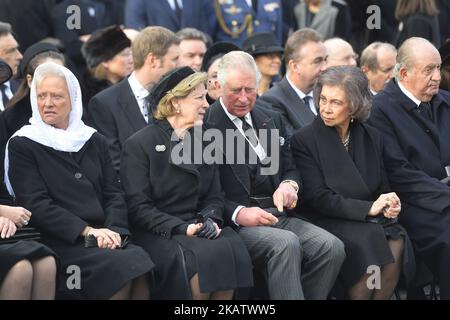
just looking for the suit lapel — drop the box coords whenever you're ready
[206,101,251,194]
[312,118,372,199]
[279,77,315,126]
[117,80,147,132]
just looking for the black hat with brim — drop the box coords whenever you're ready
[243,32,284,57]
[201,41,241,72]
[148,66,196,111]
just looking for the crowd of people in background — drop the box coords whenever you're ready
[1,0,450,300]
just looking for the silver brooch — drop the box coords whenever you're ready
[279,137,285,146]
[155,145,166,152]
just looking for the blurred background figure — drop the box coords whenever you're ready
[125,0,209,34]
[0,0,56,53]
[201,41,241,105]
[294,0,351,41]
[50,0,125,78]
[206,0,283,47]
[81,25,133,105]
[361,42,397,95]
[243,32,283,96]
[439,40,450,92]
[0,22,22,111]
[395,0,440,48]
[260,28,327,138]
[176,28,209,72]
[324,37,358,68]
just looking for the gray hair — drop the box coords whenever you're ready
[217,51,261,87]
[0,21,12,38]
[314,66,372,122]
[394,37,431,81]
[360,42,397,71]
[176,27,208,45]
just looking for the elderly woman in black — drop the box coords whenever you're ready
[5,61,154,299]
[0,59,57,300]
[291,66,415,299]
[121,67,253,300]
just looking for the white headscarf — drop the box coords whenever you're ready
[4,61,96,195]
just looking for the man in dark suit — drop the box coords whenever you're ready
[368,37,450,299]
[87,26,180,173]
[125,0,209,34]
[259,28,327,138]
[204,51,345,299]
[0,22,22,111]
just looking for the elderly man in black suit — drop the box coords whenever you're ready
[368,37,450,299]
[204,51,345,299]
[87,26,180,173]
[259,28,327,138]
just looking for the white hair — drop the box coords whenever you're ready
[217,51,261,87]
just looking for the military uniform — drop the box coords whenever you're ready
[207,0,282,46]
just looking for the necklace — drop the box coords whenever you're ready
[342,131,350,149]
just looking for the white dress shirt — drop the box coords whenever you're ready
[0,81,13,111]
[128,72,150,123]
[397,81,421,107]
[167,0,183,10]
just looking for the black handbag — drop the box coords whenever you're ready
[0,227,41,245]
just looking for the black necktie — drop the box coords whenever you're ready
[0,83,9,109]
[174,0,182,21]
[239,117,258,147]
[303,96,311,107]
[419,102,433,121]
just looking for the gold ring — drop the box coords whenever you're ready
[290,201,297,209]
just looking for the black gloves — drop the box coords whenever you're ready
[196,218,219,239]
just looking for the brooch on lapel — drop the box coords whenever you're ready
[155,145,166,152]
[279,137,285,146]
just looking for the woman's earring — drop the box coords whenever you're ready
[176,109,181,114]
[350,117,354,123]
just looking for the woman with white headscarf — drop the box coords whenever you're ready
[5,61,154,300]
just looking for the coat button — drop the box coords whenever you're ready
[74,172,83,179]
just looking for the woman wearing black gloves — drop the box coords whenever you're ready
[120,67,253,300]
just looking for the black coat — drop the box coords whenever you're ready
[368,79,450,255]
[259,77,316,138]
[120,119,253,298]
[395,13,441,48]
[291,117,415,287]
[204,100,301,225]
[87,78,147,173]
[7,133,153,299]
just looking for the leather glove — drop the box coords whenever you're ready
[196,218,218,239]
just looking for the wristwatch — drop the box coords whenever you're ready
[281,180,299,194]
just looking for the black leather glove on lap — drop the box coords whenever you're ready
[196,218,218,239]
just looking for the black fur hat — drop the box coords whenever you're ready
[82,25,131,69]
